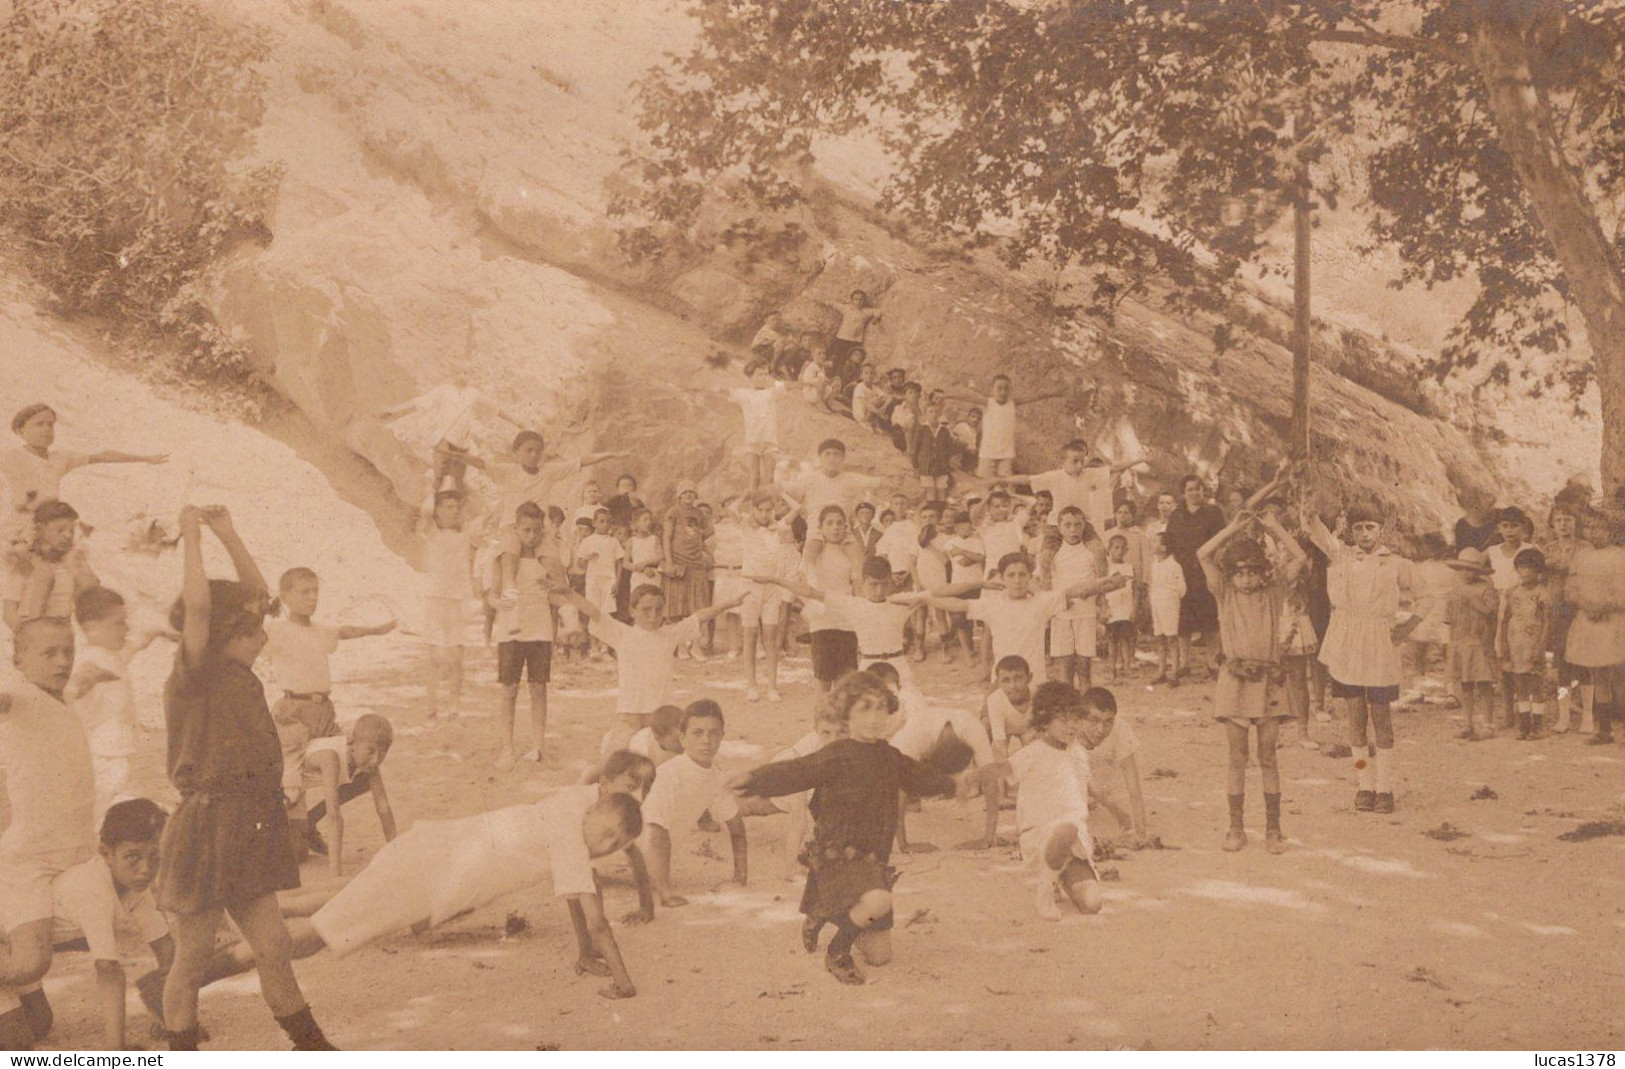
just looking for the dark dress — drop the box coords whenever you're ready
[1163,503,1226,635]
[1453,517,1502,553]
[741,738,953,923]
[156,652,300,915]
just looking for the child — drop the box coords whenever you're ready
[1148,532,1187,684]
[912,404,956,501]
[977,374,1019,480]
[605,474,646,533]
[830,289,881,368]
[730,358,787,490]
[639,701,748,908]
[984,655,1036,760]
[216,754,655,1002]
[1565,507,1625,744]
[891,381,922,456]
[0,403,166,518]
[799,505,865,696]
[1401,532,1459,706]
[0,617,95,1050]
[1442,548,1500,740]
[469,430,629,545]
[3,500,100,631]
[798,351,829,408]
[69,587,172,820]
[628,508,664,598]
[492,503,564,770]
[1498,548,1554,740]
[751,558,929,689]
[562,583,745,755]
[1022,439,1141,533]
[44,800,173,1051]
[576,508,626,643]
[286,714,397,877]
[1198,509,1306,853]
[1077,688,1150,848]
[1487,506,1538,729]
[1311,505,1418,816]
[868,662,995,853]
[1542,503,1584,733]
[419,489,479,721]
[1103,534,1137,682]
[625,704,685,768]
[736,492,798,702]
[573,480,606,527]
[158,505,333,1051]
[732,671,961,985]
[977,681,1103,920]
[1038,506,1106,690]
[264,567,397,779]
[779,438,892,534]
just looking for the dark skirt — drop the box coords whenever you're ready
[156,790,300,915]
[1179,586,1219,636]
[798,844,897,922]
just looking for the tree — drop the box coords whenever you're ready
[618,0,1625,490]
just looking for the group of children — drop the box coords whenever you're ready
[3,370,1620,1050]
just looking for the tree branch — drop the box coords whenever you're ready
[1311,28,1467,64]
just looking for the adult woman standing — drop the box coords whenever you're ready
[1162,474,1226,682]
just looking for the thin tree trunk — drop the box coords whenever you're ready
[1470,8,1625,493]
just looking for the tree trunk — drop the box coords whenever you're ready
[1470,7,1625,495]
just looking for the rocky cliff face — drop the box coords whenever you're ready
[209,0,1498,532]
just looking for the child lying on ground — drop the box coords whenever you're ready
[206,753,656,1001]
[978,682,1104,920]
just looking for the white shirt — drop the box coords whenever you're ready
[424,526,476,600]
[263,619,340,695]
[740,526,787,577]
[50,856,168,961]
[488,459,581,528]
[0,447,90,512]
[829,594,911,657]
[1009,739,1093,839]
[875,519,921,574]
[980,519,1026,578]
[1104,561,1136,622]
[980,398,1017,461]
[1086,717,1140,781]
[784,470,885,528]
[74,644,136,759]
[730,384,784,445]
[1487,540,1534,594]
[574,533,625,580]
[1029,468,1106,526]
[0,671,94,859]
[986,688,1030,745]
[1049,540,1100,620]
[597,617,702,714]
[629,533,664,572]
[425,787,600,925]
[499,556,557,642]
[969,591,1064,678]
[300,734,354,795]
[851,382,879,424]
[641,753,740,848]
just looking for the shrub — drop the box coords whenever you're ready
[0,0,282,389]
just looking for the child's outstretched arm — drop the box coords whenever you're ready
[1061,573,1131,601]
[746,573,821,601]
[565,892,636,999]
[368,770,397,842]
[86,450,167,467]
[338,619,398,641]
[693,592,749,625]
[552,586,603,625]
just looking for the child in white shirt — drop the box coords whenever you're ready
[68,587,172,820]
[639,701,746,908]
[735,492,799,703]
[419,489,480,720]
[1103,534,1138,683]
[3,501,99,632]
[983,654,1035,761]
[1039,506,1107,691]
[1149,533,1188,684]
[575,508,626,632]
[730,358,787,489]
[979,681,1103,920]
[286,715,398,878]
[1077,687,1149,847]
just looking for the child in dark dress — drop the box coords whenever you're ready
[156,506,334,1051]
[731,670,961,985]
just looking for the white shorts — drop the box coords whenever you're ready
[0,847,91,930]
[713,573,751,611]
[887,705,994,767]
[1019,816,1095,868]
[740,582,786,629]
[584,574,617,618]
[1048,616,1098,659]
[309,841,435,958]
[423,595,472,648]
[742,439,778,458]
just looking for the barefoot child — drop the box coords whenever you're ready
[1148,532,1187,684]
[730,357,787,490]
[0,617,95,1050]
[1442,548,1500,740]
[1037,506,1106,691]
[736,491,799,702]
[157,506,333,1050]
[209,754,656,1002]
[1077,688,1150,848]
[286,714,397,876]
[1198,508,1306,853]
[977,682,1103,920]
[69,587,173,820]
[638,701,747,909]
[731,671,962,985]
[418,489,480,720]
[575,508,626,651]
[1103,534,1137,683]
[264,567,397,781]
[492,503,566,769]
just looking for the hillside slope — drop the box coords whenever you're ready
[205,0,1498,529]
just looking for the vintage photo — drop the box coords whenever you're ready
[0,0,1620,1052]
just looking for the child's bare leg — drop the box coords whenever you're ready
[1223,721,1249,851]
[1284,656,1310,737]
[225,895,306,1018]
[526,682,549,761]
[744,625,760,690]
[1042,825,1101,916]
[497,684,519,768]
[162,910,221,1041]
[762,623,781,692]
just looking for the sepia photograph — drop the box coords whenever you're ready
[0,0,1622,1053]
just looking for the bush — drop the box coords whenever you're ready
[0,0,282,389]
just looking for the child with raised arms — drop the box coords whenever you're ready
[977,681,1103,920]
[735,491,799,702]
[730,357,788,490]
[637,701,747,910]
[418,488,480,721]
[730,671,963,985]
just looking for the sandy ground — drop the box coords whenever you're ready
[26,630,1625,1051]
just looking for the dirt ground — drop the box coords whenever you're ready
[28,631,1625,1051]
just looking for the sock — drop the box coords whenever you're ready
[1531,712,1544,734]
[826,917,865,961]
[167,1027,201,1052]
[1226,793,1245,830]
[1373,749,1393,794]
[1354,755,1374,792]
[1264,792,1282,832]
[275,1006,336,1052]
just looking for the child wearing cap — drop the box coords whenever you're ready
[1198,507,1305,854]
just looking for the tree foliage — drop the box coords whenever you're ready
[0,0,282,388]
[619,0,1625,475]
